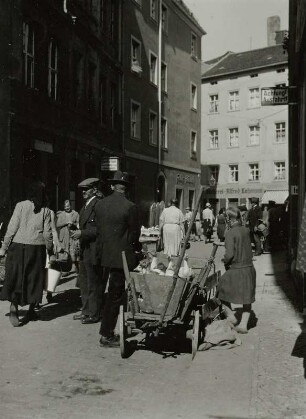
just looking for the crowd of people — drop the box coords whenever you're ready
[0,179,288,340]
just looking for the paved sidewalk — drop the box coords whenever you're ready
[0,243,306,418]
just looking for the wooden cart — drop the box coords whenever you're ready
[119,187,223,359]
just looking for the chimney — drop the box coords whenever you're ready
[275,30,288,45]
[267,16,280,46]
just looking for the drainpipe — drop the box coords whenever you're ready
[158,0,162,169]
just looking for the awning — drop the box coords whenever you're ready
[261,190,288,204]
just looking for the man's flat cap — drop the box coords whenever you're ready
[78,178,99,188]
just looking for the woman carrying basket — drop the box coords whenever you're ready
[0,181,54,326]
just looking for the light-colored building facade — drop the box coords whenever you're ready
[122,0,205,223]
[201,42,288,213]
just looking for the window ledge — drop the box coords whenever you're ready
[208,147,219,150]
[227,145,239,149]
[246,106,261,110]
[191,107,197,112]
[130,136,141,142]
[191,55,198,63]
[228,109,240,112]
[208,111,219,115]
[247,143,260,147]
[149,81,158,88]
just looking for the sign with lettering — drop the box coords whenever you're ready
[176,174,195,186]
[261,87,288,106]
[101,157,119,171]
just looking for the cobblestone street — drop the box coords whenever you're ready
[1,241,306,419]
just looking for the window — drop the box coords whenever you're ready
[161,118,167,148]
[274,161,286,180]
[87,62,96,112]
[249,125,260,145]
[110,1,115,41]
[190,83,197,110]
[191,131,197,157]
[131,101,141,139]
[110,83,116,128]
[131,37,142,73]
[249,163,260,181]
[275,122,286,143]
[248,88,260,108]
[228,91,239,111]
[161,63,167,92]
[209,166,219,184]
[48,40,58,100]
[23,22,35,87]
[250,74,258,78]
[149,111,157,145]
[209,94,219,113]
[99,77,107,124]
[149,53,157,85]
[229,128,239,147]
[150,0,157,21]
[191,33,197,57]
[162,4,168,31]
[229,164,239,183]
[209,130,218,149]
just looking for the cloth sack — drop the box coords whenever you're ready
[199,319,242,351]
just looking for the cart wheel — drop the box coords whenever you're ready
[119,305,128,359]
[192,310,200,360]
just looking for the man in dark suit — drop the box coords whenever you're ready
[71,178,106,324]
[246,197,263,256]
[95,171,140,347]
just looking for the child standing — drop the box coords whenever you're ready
[217,207,256,333]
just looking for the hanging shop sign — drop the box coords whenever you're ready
[261,87,288,106]
[101,157,119,171]
[34,140,53,154]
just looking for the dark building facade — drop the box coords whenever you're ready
[121,0,205,224]
[288,0,306,312]
[0,0,123,224]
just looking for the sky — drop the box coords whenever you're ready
[183,0,289,61]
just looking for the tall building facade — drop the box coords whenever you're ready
[0,0,122,223]
[288,0,306,311]
[201,41,288,213]
[121,0,205,223]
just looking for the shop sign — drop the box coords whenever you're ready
[34,140,53,154]
[261,87,288,106]
[101,157,119,171]
[176,174,195,186]
[206,187,263,196]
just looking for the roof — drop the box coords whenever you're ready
[171,0,206,34]
[202,45,287,80]
[261,190,288,205]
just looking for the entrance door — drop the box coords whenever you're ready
[176,188,183,211]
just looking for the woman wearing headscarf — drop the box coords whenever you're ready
[0,181,54,326]
[159,198,185,257]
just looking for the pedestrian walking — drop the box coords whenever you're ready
[159,198,185,256]
[56,200,80,274]
[216,207,226,242]
[184,207,192,235]
[95,171,141,347]
[217,207,256,334]
[246,197,262,255]
[70,178,106,324]
[0,181,54,326]
[202,203,215,243]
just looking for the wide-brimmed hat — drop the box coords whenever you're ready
[78,178,99,188]
[107,170,130,185]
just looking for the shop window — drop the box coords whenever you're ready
[176,188,183,211]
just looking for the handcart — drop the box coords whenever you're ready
[119,187,223,359]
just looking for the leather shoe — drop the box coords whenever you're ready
[73,313,86,320]
[81,316,99,324]
[99,335,120,347]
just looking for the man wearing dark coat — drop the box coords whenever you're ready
[95,171,140,347]
[71,178,106,324]
[246,197,263,256]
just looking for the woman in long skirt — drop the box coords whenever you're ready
[159,198,185,257]
[217,207,256,333]
[0,181,54,326]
